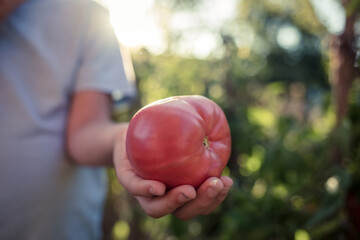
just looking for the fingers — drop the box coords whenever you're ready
[115,160,166,197]
[202,176,233,214]
[173,176,233,220]
[113,142,166,197]
[123,174,166,197]
[136,185,196,218]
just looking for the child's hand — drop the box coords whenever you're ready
[113,131,233,219]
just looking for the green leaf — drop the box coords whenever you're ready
[346,0,360,16]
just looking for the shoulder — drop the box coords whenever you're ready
[25,0,110,18]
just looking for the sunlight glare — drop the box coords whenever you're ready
[310,0,345,34]
[106,0,164,53]
[277,24,301,51]
[325,176,339,194]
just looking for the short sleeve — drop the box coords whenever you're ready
[74,2,135,97]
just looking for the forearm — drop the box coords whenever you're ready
[65,91,129,166]
[66,121,128,166]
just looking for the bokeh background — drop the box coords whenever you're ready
[101,0,360,239]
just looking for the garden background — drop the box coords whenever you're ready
[101,0,360,239]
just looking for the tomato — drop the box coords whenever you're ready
[126,95,231,189]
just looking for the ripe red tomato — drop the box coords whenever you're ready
[126,95,231,189]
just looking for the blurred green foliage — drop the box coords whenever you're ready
[106,0,360,239]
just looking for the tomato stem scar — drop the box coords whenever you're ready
[203,136,210,149]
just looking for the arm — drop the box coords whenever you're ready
[66,90,122,166]
[66,91,233,220]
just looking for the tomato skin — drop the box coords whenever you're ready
[126,95,231,189]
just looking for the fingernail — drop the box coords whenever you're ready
[149,187,158,196]
[178,193,190,203]
[210,179,222,190]
[208,179,222,198]
[207,187,220,198]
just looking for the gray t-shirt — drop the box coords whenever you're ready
[0,0,134,239]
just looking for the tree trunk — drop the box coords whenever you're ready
[329,2,359,237]
[329,8,356,127]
